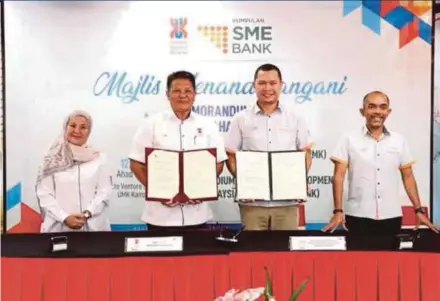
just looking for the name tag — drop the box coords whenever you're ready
[399,241,413,249]
[50,236,68,252]
[52,242,68,252]
[289,236,346,251]
[125,236,183,253]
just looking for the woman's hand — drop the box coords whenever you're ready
[64,214,86,229]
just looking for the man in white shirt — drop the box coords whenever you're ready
[225,64,313,230]
[323,91,439,238]
[129,71,227,230]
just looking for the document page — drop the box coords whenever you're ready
[271,151,307,200]
[236,151,270,200]
[183,150,218,200]
[146,150,180,200]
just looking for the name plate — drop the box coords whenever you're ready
[399,241,413,249]
[125,236,183,253]
[216,236,238,243]
[52,243,68,252]
[289,236,346,251]
[50,236,68,252]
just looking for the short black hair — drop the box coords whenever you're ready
[253,63,282,81]
[166,71,196,91]
[363,90,390,106]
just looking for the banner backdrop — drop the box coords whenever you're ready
[4,1,433,232]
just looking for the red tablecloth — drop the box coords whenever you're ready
[2,252,440,301]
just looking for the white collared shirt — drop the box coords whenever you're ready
[330,127,415,220]
[36,153,112,233]
[225,102,313,207]
[129,109,228,226]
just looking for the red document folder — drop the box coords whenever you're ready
[145,148,218,203]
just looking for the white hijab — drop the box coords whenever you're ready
[36,110,99,185]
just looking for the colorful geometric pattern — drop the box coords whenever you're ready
[6,182,41,233]
[343,0,432,48]
[8,204,41,233]
[197,25,229,54]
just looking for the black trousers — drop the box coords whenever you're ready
[146,223,208,231]
[345,215,402,250]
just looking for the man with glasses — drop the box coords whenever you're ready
[129,71,227,230]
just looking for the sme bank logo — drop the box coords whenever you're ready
[198,18,273,55]
[169,17,188,55]
[197,25,229,54]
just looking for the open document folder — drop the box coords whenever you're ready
[235,150,307,201]
[145,148,218,203]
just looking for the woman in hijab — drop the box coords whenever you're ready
[36,110,112,232]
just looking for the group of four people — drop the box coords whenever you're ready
[36,64,439,239]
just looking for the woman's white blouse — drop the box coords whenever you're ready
[36,153,112,233]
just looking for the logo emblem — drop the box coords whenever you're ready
[198,25,229,54]
[170,18,188,40]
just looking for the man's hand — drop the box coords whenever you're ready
[187,199,201,204]
[225,148,237,177]
[225,148,236,155]
[416,213,440,233]
[64,214,86,229]
[162,198,180,207]
[322,213,348,232]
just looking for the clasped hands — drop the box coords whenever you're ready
[63,211,91,230]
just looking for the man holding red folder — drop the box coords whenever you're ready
[128,71,227,230]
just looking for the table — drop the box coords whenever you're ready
[2,230,440,301]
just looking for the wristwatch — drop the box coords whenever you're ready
[414,207,425,214]
[333,209,343,214]
[83,210,92,219]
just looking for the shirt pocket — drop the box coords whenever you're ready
[348,144,370,164]
[242,125,262,149]
[275,126,297,149]
[152,133,171,149]
[193,134,211,148]
[384,146,401,167]
[242,125,259,138]
[152,124,176,149]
